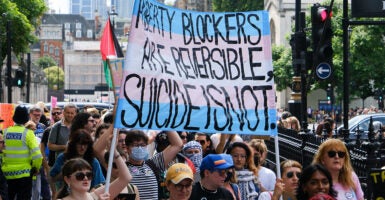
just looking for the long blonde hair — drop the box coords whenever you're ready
[312,138,356,189]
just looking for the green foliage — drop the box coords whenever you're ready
[0,0,47,60]
[35,56,57,69]
[212,0,264,12]
[272,0,385,103]
[272,45,293,91]
[43,66,64,90]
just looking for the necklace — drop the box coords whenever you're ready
[200,182,217,194]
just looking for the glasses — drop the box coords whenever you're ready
[211,169,229,176]
[195,140,206,145]
[52,112,62,115]
[286,171,301,178]
[174,183,192,191]
[72,171,93,181]
[131,143,147,148]
[327,151,346,158]
[180,135,187,140]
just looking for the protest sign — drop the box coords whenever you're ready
[114,0,277,135]
[369,169,385,199]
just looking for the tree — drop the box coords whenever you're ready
[212,0,264,12]
[43,66,64,90]
[35,56,57,69]
[0,0,47,60]
[272,0,385,105]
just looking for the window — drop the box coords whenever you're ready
[76,23,82,29]
[64,23,70,29]
[49,45,54,54]
[43,42,48,52]
[87,30,92,38]
[55,47,60,56]
[76,30,81,38]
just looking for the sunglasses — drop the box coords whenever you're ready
[327,151,346,158]
[72,171,93,181]
[195,140,206,145]
[180,135,187,140]
[286,171,301,178]
[52,112,62,115]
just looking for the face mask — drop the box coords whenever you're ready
[185,152,202,173]
[131,146,149,161]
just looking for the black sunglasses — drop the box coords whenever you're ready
[195,140,206,145]
[327,151,346,158]
[286,171,301,178]
[52,112,62,115]
[180,135,187,139]
[72,171,93,181]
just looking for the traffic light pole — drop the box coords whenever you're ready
[6,18,12,103]
[289,0,308,131]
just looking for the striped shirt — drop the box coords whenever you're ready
[127,152,165,200]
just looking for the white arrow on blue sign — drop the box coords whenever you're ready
[316,63,332,80]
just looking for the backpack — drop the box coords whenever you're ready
[48,122,61,166]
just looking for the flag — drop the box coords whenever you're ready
[100,18,124,88]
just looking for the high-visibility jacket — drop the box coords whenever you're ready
[1,125,42,179]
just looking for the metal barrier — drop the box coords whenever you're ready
[264,122,385,199]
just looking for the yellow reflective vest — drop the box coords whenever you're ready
[1,125,42,179]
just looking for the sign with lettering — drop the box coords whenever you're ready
[114,0,277,135]
[369,169,385,199]
[352,0,385,17]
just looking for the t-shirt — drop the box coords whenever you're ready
[189,182,234,200]
[50,153,106,188]
[333,172,364,200]
[127,152,165,200]
[48,121,70,157]
[258,167,276,191]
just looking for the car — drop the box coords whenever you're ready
[337,113,385,140]
[45,102,113,113]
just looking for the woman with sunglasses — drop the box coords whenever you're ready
[56,155,131,200]
[312,139,364,200]
[258,160,302,200]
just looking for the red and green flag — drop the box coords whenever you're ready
[100,18,124,88]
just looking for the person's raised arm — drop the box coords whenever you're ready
[162,131,183,166]
[94,150,132,198]
[93,125,113,169]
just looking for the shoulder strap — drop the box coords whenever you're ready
[230,183,239,200]
[126,183,135,194]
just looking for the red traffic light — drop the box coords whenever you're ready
[315,7,332,23]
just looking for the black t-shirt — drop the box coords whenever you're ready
[189,182,234,200]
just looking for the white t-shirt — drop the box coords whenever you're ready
[258,166,276,191]
[210,133,243,152]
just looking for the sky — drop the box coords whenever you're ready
[48,0,175,14]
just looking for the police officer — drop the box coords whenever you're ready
[1,105,42,199]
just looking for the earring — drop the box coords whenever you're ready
[67,184,71,194]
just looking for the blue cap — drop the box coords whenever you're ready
[200,154,234,171]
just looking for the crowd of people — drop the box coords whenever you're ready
[0,102,367,200]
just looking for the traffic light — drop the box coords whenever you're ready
[13,69,25,88]
[326,85,333,105]
[311,4,333,69]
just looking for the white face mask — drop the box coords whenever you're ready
[130,146,149,161]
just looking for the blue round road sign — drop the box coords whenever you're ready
[316,63,332,80]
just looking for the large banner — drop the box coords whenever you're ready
[114,0,277,135]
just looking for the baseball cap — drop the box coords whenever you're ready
[200,154,234,172]
[166,163,194,184]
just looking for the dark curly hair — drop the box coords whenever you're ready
[296,164,337,200]
[64,129,95,166]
